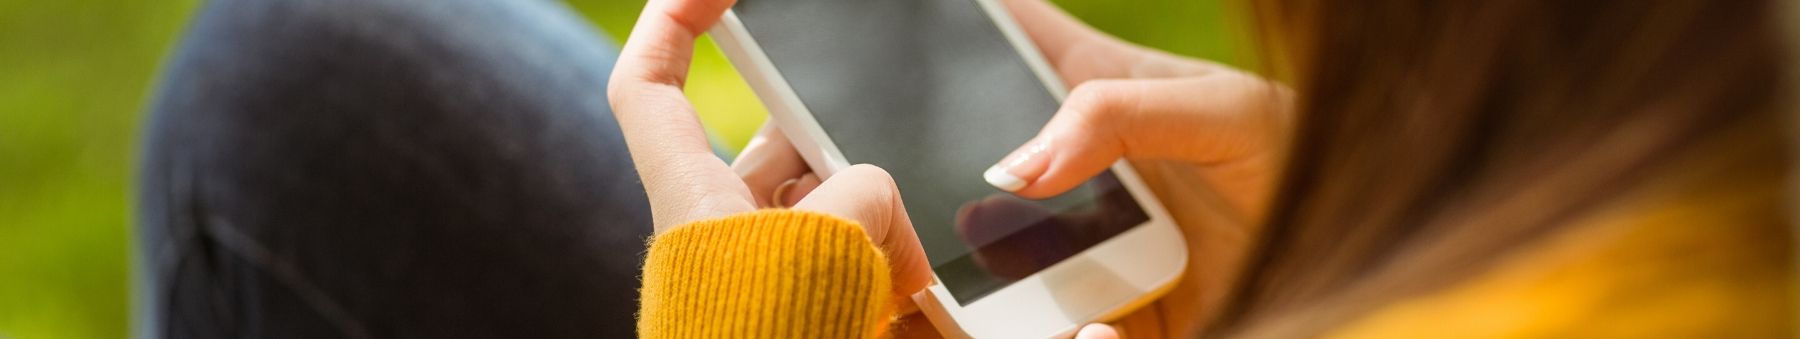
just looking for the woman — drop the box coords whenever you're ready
[618,0,1794,338]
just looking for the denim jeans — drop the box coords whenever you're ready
[135,0,649,337]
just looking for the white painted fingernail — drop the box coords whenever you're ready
[984,165,1027,192]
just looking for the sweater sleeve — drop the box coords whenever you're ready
[639,209,894,339]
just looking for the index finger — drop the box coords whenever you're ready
[611,0,736,89]
[606,0,746,228]
[608,0,735,158]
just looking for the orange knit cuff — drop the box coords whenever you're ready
[639,210,894,339]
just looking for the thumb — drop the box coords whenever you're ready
[982,75,1288,199]
[791,164,933,313]
[1074,324,1121,339]
[1072,324,1116,337]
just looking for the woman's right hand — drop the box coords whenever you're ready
[991,0,1293,223]
[991,1,1294,337]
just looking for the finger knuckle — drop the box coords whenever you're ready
[1065,81,1131,120]
[606,85,662,114]
[843,164,900,204]
[605,83,632,108]
[844,164,896,186]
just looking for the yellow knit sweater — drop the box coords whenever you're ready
[639,205,1793,338]
[639,210,893,339]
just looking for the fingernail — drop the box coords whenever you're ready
[983,137,1052,192]
[983,166,1027,192]
[782,173,821,207]
[769,178,797,208]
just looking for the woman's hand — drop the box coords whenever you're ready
[990,0,1292,222]
[993,0,1295,337]
[607,0,932,311]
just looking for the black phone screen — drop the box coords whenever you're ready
[734,0,1150,303]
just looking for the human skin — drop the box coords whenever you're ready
[605,0,935,315]
[639,0,1294,336]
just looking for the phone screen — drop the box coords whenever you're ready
[734,0,1150,303]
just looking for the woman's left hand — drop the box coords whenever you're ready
[607,0,933,312]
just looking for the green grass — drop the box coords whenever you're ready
[0,1,1246,338]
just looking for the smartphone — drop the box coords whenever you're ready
[711,0,1187,337]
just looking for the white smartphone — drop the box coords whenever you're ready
[710,0,1187,337]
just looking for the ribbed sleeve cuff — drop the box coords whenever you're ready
[639,209,894,339]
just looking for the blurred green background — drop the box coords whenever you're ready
[0,0,1248,338]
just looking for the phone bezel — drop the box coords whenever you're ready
[708,1,1188,337]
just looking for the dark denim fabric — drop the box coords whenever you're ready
[135,0,649,337]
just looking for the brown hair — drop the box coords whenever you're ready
[1214,0,1795,336]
